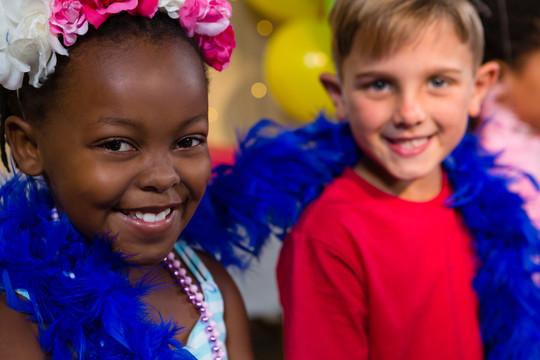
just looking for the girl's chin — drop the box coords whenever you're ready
[113,240,178,267]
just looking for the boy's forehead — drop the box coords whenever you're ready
[340,20,477,76]
[331,0,484,75]
[340,19,476,73]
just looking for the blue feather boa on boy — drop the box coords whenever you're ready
[184,114,540,359]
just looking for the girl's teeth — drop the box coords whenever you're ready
[143,213,156,222]
[155,211,167,222]
[397,137,428,148]
[132,208,171,223]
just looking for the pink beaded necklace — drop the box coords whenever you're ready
[163,251,226,360]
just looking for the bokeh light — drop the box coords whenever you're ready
[257,20,274,37]
[251,82,268,99]
[209,106,219,124]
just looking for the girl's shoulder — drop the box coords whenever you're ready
[190,249,255,360]
[190,248,245,326]
[194,250,238,298]
[0,293,44,359]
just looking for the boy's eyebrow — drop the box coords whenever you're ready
[354,71,391,79]
[355,67,465,78]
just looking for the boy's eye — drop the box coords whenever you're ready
[429,77,447,88]
[177,137,203,149]
[103,140,135,152]
[369,80,390,92]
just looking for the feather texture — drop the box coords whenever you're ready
[0,175,196,360]
[3,112,540,358]
[183,115,359,266]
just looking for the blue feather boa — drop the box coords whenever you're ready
[0,176,197,360]
[3,113,540,358]
[185,114,540,358]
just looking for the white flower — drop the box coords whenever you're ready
[0,0,67,90]
[158,0,186,20]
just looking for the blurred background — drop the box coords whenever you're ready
[207,0,336,159]
[206,0,336,358]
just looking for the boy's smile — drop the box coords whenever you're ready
[31,38,210,266]
[327,20,489,200]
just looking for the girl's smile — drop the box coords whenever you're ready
[122,207,173,223]
[117,206,178,237]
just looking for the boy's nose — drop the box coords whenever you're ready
[137,158,181,193]
[393,93,427,127]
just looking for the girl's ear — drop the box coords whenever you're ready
[468,61,500,117]
[4,115,44,176]
[320,73,348,120]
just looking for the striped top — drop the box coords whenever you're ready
[175,242,228,360]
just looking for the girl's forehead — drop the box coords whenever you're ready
[71,35,200,67]
[60,37,206,92]
[46,40,207,127]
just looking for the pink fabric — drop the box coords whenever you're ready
[277,168,483,360]
[478,85,540,228]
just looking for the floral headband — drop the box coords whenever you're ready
[0,0,236,91]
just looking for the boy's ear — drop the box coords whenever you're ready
[468,61,500,117]
[320,73,348,120]
[4,115,44,176]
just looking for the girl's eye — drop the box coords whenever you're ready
[429,77,447,88]
[103,140,135,152]
[177,137,203,149]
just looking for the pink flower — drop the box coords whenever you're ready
[49,0,89,46]
[83,0,159,28]
[179,0,231,37]
[127,0,159,18]
[197,24,235,71]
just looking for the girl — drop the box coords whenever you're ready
[475,0,540,227]
[0,1,254,359]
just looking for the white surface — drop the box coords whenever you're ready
[229,236,283,318]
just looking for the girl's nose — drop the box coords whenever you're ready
[393,92,427,127]
[137,158,181,193]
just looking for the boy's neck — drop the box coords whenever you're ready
[353,161,443,202]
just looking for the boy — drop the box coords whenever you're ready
[273,0,537,359]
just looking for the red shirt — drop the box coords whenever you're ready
[277,168,483,360]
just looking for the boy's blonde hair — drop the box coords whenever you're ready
[329,0,484,74]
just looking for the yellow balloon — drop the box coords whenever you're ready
[264,18,336,123]
[246,0,324,22]
[324,0,336,15]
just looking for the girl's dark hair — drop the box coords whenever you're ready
[476,0,540,68]
[0,12,207,170]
